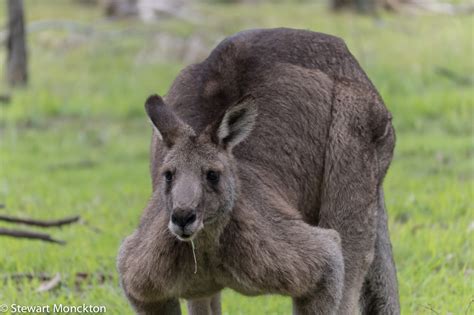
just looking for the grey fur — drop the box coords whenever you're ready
[117,28,399,314]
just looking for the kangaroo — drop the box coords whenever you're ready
[117,28,400,315]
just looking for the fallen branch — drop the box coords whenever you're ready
[0,215,80,228]
[0,228,65,244]
[3,272,113,287]
[2,272,51,282]
[75,272,113,284]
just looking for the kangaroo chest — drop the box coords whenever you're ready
[170,242,227,299]
[173,248,265,299]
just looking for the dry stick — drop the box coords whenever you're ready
[0,228,65,245]
[0,215,80,228]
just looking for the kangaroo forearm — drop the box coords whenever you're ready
[126,292,181,315]
[120,262,181,315]
[224,217,344,303]
[117,233,170,303]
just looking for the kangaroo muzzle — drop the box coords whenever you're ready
[169,208,202,241]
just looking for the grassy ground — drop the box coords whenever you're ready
[0,1,473,314]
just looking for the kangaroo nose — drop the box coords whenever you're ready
[171,209,197,228]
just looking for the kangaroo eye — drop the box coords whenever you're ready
[206,171,220,184]
[164,171,173,182]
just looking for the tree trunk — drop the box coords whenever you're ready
[102,0,138,18]
[332,0,406,13]
[6,0,28,87]
[332,0,378,13]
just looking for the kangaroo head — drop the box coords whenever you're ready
[145,95,257,241]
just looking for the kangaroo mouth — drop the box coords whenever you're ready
[170,228,196,242]
[177,232,194,241]
[168,220,203,242]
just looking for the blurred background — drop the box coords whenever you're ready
[0,0,472,314]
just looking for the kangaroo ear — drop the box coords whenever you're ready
[216,101,257,151]
[145,94,189,148]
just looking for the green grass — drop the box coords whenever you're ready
[0,1,473,314]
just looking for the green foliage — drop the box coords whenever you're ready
[0,1,472,314]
